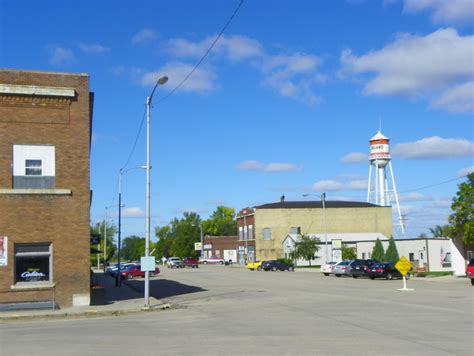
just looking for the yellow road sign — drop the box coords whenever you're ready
[395,256,412,276]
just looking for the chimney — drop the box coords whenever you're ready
[280,194,285,203]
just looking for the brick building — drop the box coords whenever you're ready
[202,236,239,263]
[236,208,256,264]
[0,70,93,308]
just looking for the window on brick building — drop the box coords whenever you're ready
[248,225,253,240]
[263,228,272,241]
[25,160,42,176]
[238,226,243,240]
[13,145,55,189]
[14,243,52,284]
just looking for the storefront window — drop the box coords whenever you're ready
[14,243,51,284]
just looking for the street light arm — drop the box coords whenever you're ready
[148,76,169,103]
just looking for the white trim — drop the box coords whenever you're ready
[0,189,71,195]
[0,84,75,97]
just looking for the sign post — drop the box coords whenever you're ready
[395,256,414,291]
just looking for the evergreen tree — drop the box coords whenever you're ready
[384,238,400,264]
[371,238,385,262]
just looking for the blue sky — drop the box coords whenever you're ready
[2,0,473,240]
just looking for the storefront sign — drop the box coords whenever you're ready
[0,236,7,266]
[194,242,202,251]
[203,244,212,250]
[20,270,46,281]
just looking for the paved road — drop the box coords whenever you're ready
[1,266,472,355]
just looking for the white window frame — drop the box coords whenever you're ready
[263,228,272,241]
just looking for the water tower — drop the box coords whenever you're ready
[367,131,405,235]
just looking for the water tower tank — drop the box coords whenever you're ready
[369,131,390,168]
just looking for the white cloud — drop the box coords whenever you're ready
[457,166,474,177]
[166,34,264,62]
[430,81,474,113]
[425,199,452,209]
[340,152,368,164]
[312,179,368,192]
[48,45,76,65]
[399,192,433,202]
[340,28,474,113]
[165,34,325,105]
[121,207,145,218]
[235,160,304,173]
[393,136,474,159]
[261,53,325,106]
[78,43,109,55]
[132,29,158,45]
[403,0,474,25]
[141,63,217,94]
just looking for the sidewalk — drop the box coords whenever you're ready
[0,272,169,322]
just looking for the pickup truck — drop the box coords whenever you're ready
[466,258,474,286]
[199,256,225,264]
[183,257,199,268]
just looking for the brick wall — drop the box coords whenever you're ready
[0,70,92,308]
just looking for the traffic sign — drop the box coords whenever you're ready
[395,256,412,276]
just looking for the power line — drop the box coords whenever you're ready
[156,0,245,104]
[105,0,245,208]
[398,175,467,194]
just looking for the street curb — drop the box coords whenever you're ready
[0,302,172,323]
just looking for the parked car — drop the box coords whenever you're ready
[350,259,379,278]
[199,256,225,264]
[466,258,474,286]
[182,257,199,268]
[367,262,407,280]
[261,260,294,272]
[121,265,161,279]
[167,257,184,268]
[107,263,135,276]
[332,261,352,277]
[246,260,264,271]
[320,261,337,276]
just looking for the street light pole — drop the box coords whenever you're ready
[145,76,168,308]
[200,224,204,259]
[321,192,328,263]
[117,170,123,287]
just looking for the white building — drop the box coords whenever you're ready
[283,234,465,275]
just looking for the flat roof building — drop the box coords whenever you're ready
[0,70,93,308]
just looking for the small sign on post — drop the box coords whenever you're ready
[395,256,414,291]
[194,242,202,251]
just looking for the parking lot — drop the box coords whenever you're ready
[1,265,472,355]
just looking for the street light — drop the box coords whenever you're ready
[192,223,204,259]
[116,166,145,287]
[145,75,168,308]
[303,192,329,263]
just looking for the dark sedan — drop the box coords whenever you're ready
[262,260,294,272]
[350,259,378,278]
[367,263,407,280]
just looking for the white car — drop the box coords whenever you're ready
[320,261,337,276]
[167,257,183,268]
[199,256,225,264]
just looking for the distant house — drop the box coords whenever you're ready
[0,70,93,308]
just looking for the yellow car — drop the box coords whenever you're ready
[246,261,264,271]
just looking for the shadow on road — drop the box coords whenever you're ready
[126,279,207,299]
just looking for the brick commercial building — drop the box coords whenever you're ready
[249,200,392,262]
[0,70,93,308]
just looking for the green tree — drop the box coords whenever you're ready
[429,225,451,238]
[292,235,320,266]
[90,221,117,265]
[384,238,400,264]
[342,244,356,260]
[371,238,385,262]
[154,212,202,259]
[418,232,428,238]
[203,206,237,236]
[121,235,145,261]
[448,173,474,245]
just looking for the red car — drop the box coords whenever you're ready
[183,257,199,268]
[121,265,160,279]
[466,259,474,286]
